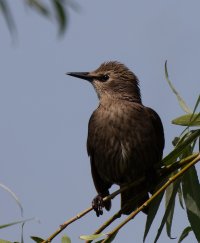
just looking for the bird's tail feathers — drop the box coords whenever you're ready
[120,184,149,215]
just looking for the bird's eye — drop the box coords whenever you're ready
[99,74,109,82]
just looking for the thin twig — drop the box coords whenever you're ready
[160,153,198,177]
[41,178,144,243]
[42,207,92,243]
[85,190,150,243]
[42,153,198,243]
[102,153,200,243]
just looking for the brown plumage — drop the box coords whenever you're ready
[67,61,165,216]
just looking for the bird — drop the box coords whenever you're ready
[67,61,165,216]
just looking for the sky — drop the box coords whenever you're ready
[1,0,200,242]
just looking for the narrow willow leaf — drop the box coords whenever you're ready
[178,226,192,243]
[53,0,67,35]
[27,0,50,17]
[0,182,23,216]
[61,234,71,243]
[95,231,118,243]
[180,96,200,136]
[182,167,200,241]
[154,181,179,243]
[21,222,25,243]
[143,191,164,242]
[162,130,200,165]
[188,95,200,126]
[30,236,44,243]
[0,0,16,35]
[199,136,200,152]
[0,239,12,243]
[179,143,193,160]
[164,61,192,113]
[80,233,105,241]
[166,178,180,239]
[172,113,200,126]
[193,95,200,112]
[177,185,184,209]
[191,138,197,152]
[0,218,33,229]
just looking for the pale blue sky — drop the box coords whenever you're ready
[1,0,200,242]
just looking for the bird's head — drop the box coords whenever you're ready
[67,61,141,103]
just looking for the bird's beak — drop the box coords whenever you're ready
[67,72,93,82]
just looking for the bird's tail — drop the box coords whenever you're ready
[120,184,149,215]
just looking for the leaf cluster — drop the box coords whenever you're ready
[0,0,78,37]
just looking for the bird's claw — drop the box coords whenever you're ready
[92,195,104,217]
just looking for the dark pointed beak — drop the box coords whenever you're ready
[67,72,93,82]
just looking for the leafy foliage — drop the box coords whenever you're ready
[143,63,200,243]
[0,0,78,36]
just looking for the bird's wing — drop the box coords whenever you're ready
[87,112,112,210]
[120,106,165,213]
[145,107,165,162]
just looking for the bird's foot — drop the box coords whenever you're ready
[92,194,104,217]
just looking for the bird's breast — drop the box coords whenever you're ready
[89,104,138,184]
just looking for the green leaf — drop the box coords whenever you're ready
[61,235,71,243]
[164,61,192,113]
[154,181,179,243]
[177,185,184,209]
[182,166,200,241]
[178,226,192,243]
[53,0,68,35]
[95,231,118,243]
[0,0,16,35]
[165,179,177,239]
[179,95,200,136]
[0,182,23,217]
[0,218,33,229]
[162,130,200,165]
[192,95,200,115]
[80,233,105,241]
[172,113,200,127]
[27,0,50,17]
[0,239,13,243]
[30,236,45,243]
[143,191,164,242]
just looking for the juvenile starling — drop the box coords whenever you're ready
[67,61,164,216]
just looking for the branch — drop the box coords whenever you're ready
[41,178,144,243]
[160,153,198,177]
[102,153,200,243]
[84,153,198,243]
[41,153,198,243]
